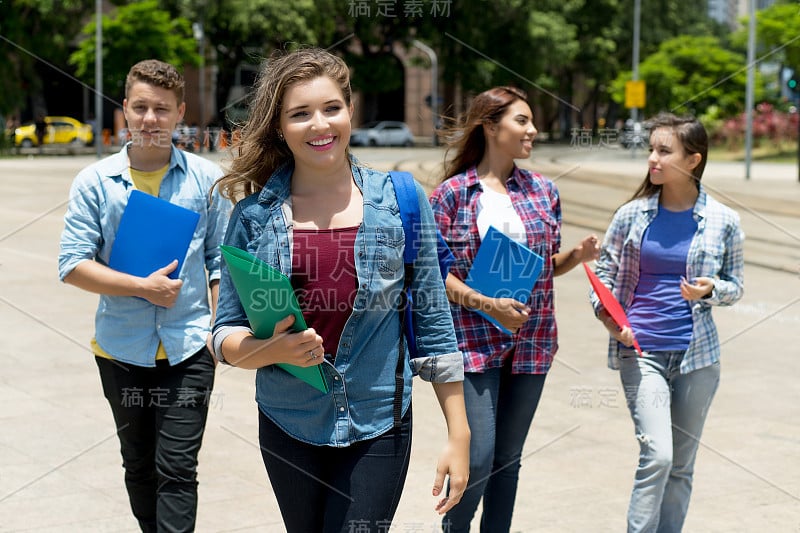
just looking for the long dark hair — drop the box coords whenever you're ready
[440,86,528,181]
[629,112,708,201]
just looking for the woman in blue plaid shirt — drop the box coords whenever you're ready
[591,113,744,532]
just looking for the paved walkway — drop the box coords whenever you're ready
[0,150,798,532]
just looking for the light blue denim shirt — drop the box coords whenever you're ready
[591,186,744,374]
[213,161,463,447]
[58,144,231,366]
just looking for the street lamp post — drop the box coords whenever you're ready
[95,0,103,159]
[412,39,438,147]
[193,22,205,152]
[744,0,755,180]
[631,0,641,125]
[630,0,641,158]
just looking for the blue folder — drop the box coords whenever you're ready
[108,190,200,279]
[464,225,545,334]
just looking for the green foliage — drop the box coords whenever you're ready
[322,0,421,94]
[1,0,782,134]
[159,0,320,122]
[616,0,719,61]
[528,10,580,80]
[0,0,91,116]
[223,0,316,48]
[349,53,405,93]
[68,1,200,102]
[611,35,756,117]
[733,1,800,68]
[732,0,800,67]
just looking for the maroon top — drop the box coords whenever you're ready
[291,225,359,358]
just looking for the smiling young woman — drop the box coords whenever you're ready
[211,47,471,532]
[278,76,353,172]
[429,86,600,533]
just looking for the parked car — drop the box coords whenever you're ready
[13,116,94,147]
[350,121,414,147]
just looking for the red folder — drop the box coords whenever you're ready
[584,263,642,356]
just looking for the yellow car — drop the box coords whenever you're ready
[14,116,94,147]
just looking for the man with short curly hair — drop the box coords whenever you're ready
[58,59,229,532]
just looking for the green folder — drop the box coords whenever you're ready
[220,245,328,393]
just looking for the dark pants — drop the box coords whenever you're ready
[258,407,412,533]
[444,364,547,533]
[96,348,215,533]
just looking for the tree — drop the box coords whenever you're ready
[731,0,800,106]
[610,35,758,118]
[565,0,624,129]
[160,0,317,126]
[525,7,581,135]
[746,0,800,68]
[607,0,720,124]
[514,0,625,136]
[0,0,92,119]
[411,0,581,129]
[614,0,719,70]
[69,1,200,104]
[325,0,418,122]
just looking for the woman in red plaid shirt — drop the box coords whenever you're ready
[429,86,598,532]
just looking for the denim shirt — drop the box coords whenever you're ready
[591,187,744,374]
[58,144,231,366]
[213,161,463,447]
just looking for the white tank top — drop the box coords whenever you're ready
[476,180,527,245]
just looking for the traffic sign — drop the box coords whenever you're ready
[625,80,646,109]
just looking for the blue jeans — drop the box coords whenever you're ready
[619,349,720,533]
[258,407,412,533]
[444,366,547,533]
[95,348,215,533]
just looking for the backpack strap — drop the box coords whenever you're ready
[391,171,455,280]
[389,171,420,427]
[388,171,421,356]
[394,262,413,427]
[389,171,422,264]
[388,171,455,428]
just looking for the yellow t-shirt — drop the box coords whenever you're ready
[93,164,170,361]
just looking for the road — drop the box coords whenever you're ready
[0,147,798,532]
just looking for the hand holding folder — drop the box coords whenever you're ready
[583,263,642,356]
[464,226,545,335]
[220,245,329,393]
[109,190,200,279]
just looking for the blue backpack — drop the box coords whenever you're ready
[389,171,455,425]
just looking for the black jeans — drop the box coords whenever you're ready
[258,407,412,533]
[96,348,215,533]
